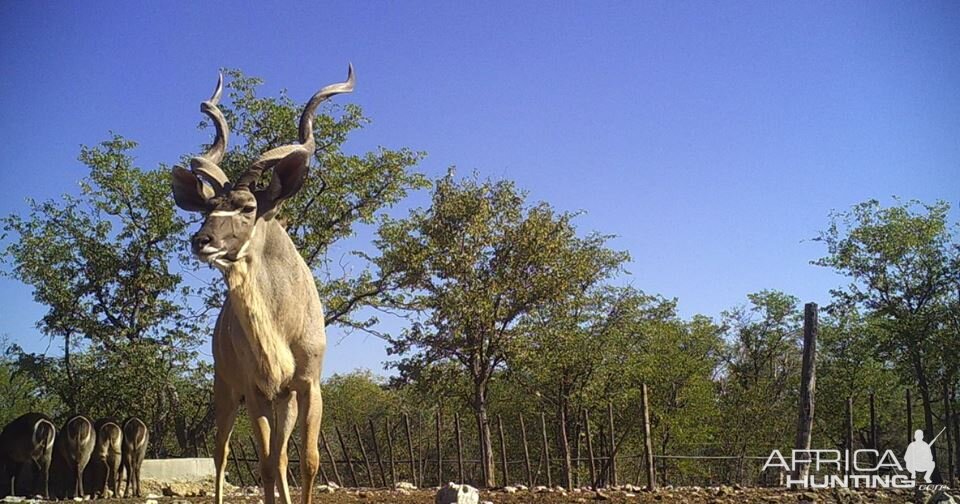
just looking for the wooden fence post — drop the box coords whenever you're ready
[291,441,305,487]
[573,411,581,488]
[584,410,597,489]
[869,392,878,467]
[436,410,443,486]
[369,419,387,487]
[336,426,359,487]
[519,414,533,487]
[845,397,854,476]
[607,401,617,487]
[792,302,817,485]
[385,418,397,486]
[476,414,488,487]
[242,436,262,486]
[945,381,955,486]
[559,407,573,490]
[403,413,417,487]
[640,383,655,491]
[540,412,552,488]
[229,440,246,487]
[907,388,913,445]
[497,414,509,487]
[354,424,374,486]
[320,431,343,487]
[455,413,465,483]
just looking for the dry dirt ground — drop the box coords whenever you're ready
[4,482,956,504]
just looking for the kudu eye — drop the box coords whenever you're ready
[242,205,256,214]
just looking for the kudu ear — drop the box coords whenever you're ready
[171,166,213,212]
[254,150,309,218]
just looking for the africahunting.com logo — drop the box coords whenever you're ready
[762,428,948,489]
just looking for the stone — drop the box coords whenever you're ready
[503,486,518,494]
[396,481,417,491]
[435,482,480,504]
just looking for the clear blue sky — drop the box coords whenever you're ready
[1,1,958,376]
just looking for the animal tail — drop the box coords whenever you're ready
[34,418,56,450]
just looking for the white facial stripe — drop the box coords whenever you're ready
[235,224,257,259]
[200,245,222,255]
[209,209,242,217]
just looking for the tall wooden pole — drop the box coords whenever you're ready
[519,414,533,487]
[945,381,955,486]
[354,423,374,487]
[869,392,878,467]
[540,412,552,488]
[907,388,913,445]
[335,426,359,487]
[454,413,465,483]
[435,410,443,486]
[559,407,573,490]
[584,409,597,489]
[477,414,488,487]
[845,397,854,476]
[320,431,343,487]
[607,401,617,487]
[640,383,655,491]
[368,419,387,487]
[497,414,509,487]
[403,413,417,487]
[792,302,818,485]
[385,418,397,486]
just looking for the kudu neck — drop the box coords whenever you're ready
[222,218,300,289]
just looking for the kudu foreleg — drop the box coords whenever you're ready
[298,385,323,504]
[272,391,299,504]
[248,394,276,504]
[214,378,240,504]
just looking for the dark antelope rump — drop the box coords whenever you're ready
[120,417,148,498]
[52,415,95,498]
[0,412,55,498]
[171,66,354,504]
[85,418,122,498]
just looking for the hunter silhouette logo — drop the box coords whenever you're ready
[905,428,944,483]
[762,426,948,489]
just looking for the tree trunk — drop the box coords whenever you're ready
[473,380,496,487]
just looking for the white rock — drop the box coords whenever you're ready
[145,500,159,504]
[435,482,480,504]
[503,486,518,494]
[396,480,417,490]
[328,481,340,489]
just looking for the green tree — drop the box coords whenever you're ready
[374,172,627,486]
[717,290,802,483]
[814,199,958,481]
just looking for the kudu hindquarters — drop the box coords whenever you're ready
[86,418,123,498]
[0,412,55,498]
[120,417,148,498]
[52,415,94,499]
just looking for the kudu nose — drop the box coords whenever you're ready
[191,233,216,252]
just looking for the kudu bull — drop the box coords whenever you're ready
[172,67,354,504]
[0,412,55,498]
